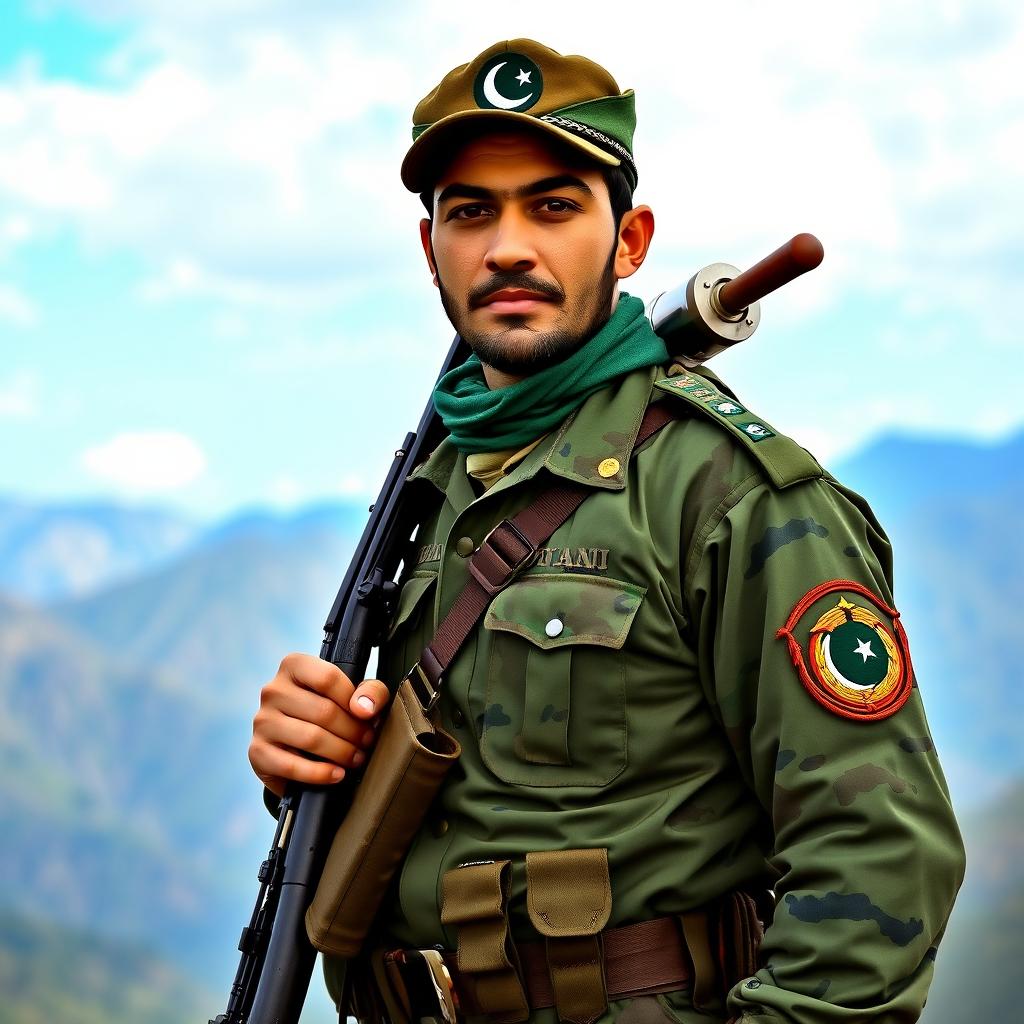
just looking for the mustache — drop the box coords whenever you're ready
[468,272,564,308]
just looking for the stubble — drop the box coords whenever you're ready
[435,243,618,375]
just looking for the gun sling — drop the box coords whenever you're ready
[306,402,678,959]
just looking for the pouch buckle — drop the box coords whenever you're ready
[468,519,534,595]
[387,947,460,1024]
[406,661,440,713]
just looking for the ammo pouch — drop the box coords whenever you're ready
[526,849,612,1024]
[305,676,460,957]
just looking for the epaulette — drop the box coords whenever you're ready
[653,367,822,489]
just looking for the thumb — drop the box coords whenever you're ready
[349,678,390,719]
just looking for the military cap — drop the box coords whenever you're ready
[402,38,637,193]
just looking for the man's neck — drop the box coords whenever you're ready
[481,364,525,389]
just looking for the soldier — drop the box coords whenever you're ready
[249,39,965,1024]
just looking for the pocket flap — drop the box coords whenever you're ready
[526,848,612,937]
[386,573,437,640]
[484,574,645,650]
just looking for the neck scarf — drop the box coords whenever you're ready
[433,293,668,454]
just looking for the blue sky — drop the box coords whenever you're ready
[1,1,1022,520]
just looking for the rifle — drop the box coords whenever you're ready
[210,233,823,1024]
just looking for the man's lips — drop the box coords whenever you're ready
[476,289,557,314]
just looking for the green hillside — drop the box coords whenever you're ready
[0,910,210,1024]
[55,510,358,712]
[0,595,263,980]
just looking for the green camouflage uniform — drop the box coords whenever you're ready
[325,362,965,1023]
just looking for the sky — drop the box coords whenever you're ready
[1,0,1021,520]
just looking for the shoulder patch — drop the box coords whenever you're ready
[776,580,915,722]
[654,371,822,489]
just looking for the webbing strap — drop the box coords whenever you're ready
[449,915,693,1015]
[408,401,675,709]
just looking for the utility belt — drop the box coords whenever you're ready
[344,850,768,1024]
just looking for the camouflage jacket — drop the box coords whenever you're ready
[325,362,965,1023]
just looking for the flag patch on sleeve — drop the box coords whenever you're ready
[776,580,914,721]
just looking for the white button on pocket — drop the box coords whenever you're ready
[545,618,564,638]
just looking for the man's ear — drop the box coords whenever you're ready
[613,206,655,280]
[419,218,439,287]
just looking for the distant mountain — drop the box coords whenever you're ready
[0,909,211,1024]
[0,498,197,602]
[0,595,265,982]
[1,433,1021,1018]
[833,430,1024,803]
[832,428,1024,520]
[922,779,1024,1023]
[54,502,368,712]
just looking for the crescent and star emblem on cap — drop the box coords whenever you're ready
[776,580,914,721]
[484,63,532,109]
[474,53,543,112]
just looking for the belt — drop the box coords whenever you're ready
[449,916,690,1015]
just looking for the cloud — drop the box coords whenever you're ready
[81,430,207,492]
[0,21,424,304]
[0,283,38,326]
[0,370,38,416]
[0,0,1014,322]
[0,213,34,256]
[267,470,372,509]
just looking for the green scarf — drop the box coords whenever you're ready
[433,293,668,454]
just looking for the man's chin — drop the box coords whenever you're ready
[468,327,591,376]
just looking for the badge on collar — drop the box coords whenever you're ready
[777,580,914,721]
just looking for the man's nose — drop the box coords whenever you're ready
[484,212,537,272]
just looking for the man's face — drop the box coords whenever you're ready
[424,132,621,376]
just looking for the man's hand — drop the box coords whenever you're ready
[249,652,390,797]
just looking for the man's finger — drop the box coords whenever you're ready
[260,715,364,768]
[250,739,346,790]
[277,652,355,707]
[349,679,391,719]
[264,687,367,745]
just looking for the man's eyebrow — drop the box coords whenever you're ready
[436,174,595,207]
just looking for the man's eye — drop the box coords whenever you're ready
[451,204,490,220]
[538,198,578,214]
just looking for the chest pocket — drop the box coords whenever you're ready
[480,573,645,788]
[378,572,437,687]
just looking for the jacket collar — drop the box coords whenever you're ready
[408,364,662,505]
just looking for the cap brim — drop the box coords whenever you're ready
[401,108,620,192]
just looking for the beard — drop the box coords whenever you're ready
[436,243,619,375]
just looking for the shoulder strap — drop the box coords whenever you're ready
[652,370,822,489]
[406,403,676,712]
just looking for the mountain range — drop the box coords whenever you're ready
[0,498,197,603]
[0,426,1020,1022]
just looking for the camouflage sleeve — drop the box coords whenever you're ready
[685,474,966,1023]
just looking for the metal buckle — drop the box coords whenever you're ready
[468,519,534,595]
[387,947,460,1024]
[406,661,440,713]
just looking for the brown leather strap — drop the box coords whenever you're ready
[450,915,690,1014]
[408,401,677,709]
